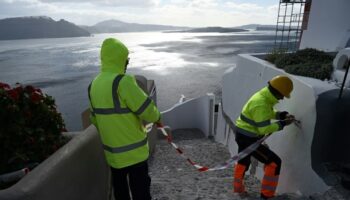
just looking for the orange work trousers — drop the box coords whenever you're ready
[233,132,281,199]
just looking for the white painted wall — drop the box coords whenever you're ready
[161,94,215,137]
[300,0,350,51]
[0,125,111,200]
[332,48,350,87]
[216,54,337,195]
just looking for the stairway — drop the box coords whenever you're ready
[148,129,348,199]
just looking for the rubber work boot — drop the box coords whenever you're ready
[260,162,279,199]
[233,163,247,193]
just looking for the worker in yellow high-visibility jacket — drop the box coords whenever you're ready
[88,38,161,200]
[233,75,296,199]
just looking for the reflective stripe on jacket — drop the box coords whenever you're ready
[88,38,160,169]
[235,87,283,137]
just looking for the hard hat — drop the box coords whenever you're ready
[269,75,293,98]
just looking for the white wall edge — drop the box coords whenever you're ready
[217,53,337,195]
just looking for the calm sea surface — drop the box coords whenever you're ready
[0,31,276,131]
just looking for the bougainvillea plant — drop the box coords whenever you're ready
[0,82,68,176]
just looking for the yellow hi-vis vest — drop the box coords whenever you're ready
[235,87,283,137]
[88,38,160,169]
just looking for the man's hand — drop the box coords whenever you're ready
[155,121,164,128]
[284,115,296,126]
[279,114,296,128]
[284,118,295,126]
[155,122,173,142]
[286,114,295,120]
[279,111,289,120]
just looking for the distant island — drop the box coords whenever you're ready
[234,24,276,31]
[0,16,90,40]
[256,25,276,31]
[0,16,277,40]
[167,27,248,33]
[81,19,188,33]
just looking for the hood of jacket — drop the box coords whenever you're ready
[100,38,129,74]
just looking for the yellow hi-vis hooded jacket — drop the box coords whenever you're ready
[88,38,161,169]
[235,87,284,137]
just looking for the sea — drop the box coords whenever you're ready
[0,31,276,131]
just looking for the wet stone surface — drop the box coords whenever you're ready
[149,129,350,200]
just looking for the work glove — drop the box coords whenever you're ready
[284,117,295,126]
[278,111,289,120]
[155,121,164,128]
[286,114,295,120]
[279,117,295,128]
[155,121,173,142]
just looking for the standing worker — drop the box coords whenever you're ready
[233,75,296,199]
[88,38,161,200]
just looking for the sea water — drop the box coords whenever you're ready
[0,31,276,130]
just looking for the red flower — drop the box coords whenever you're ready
[25,85,35,93]
[14,85,23,93]
[35,88,42,94]
[1,81,68,179]
[8,89,19,101]
[30,92,42,103]
[0,82,10,90]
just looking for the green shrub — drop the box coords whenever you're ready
[284,62,333,80]
[295,48,333,63]
[0,83,68,183]
[267,48,335,80]
[274,53,302,69]
[265,48,287,64]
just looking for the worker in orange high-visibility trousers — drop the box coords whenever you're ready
[233,75,296,199]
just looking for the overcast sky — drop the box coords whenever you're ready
[0,0,279,27]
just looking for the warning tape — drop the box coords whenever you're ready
[146,123,270,172]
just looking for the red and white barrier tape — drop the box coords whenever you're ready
[147,123,270,172]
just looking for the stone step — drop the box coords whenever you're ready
[149,129,349,200]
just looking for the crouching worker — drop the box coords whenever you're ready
[233,75,296,199]
[88,38,161,200]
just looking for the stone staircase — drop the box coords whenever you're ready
[149,129,349,200]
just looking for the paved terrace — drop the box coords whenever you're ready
[149,129,350,200]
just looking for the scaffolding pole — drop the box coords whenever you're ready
[274,0,311,52]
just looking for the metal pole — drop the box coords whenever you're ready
[295,2,304,50]
[338,59,350,100]
[286,2,294,51]
[274,0,282,48]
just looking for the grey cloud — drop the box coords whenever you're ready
[37,0,158,7]
[0,1,49,19]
